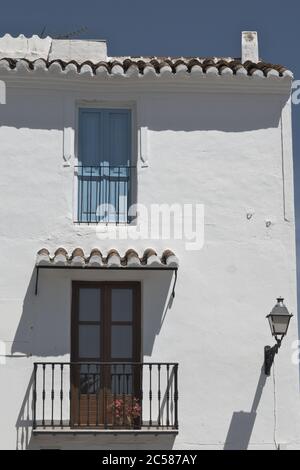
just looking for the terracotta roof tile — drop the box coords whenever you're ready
[36,248,179,269]
[0,56,293,79]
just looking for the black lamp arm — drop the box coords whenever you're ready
[264,338,282,376]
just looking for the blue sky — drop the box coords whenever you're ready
[1,0,300,278]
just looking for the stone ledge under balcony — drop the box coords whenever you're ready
[32,428,178,436]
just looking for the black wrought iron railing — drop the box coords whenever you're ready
[76,165,136,224]
[33,362,178,430]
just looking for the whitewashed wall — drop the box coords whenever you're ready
[0,74,299,450]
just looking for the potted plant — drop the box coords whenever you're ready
[111,397,142,429]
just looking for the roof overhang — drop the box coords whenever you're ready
[35,248,179,295]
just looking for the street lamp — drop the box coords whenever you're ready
[264,298,293,376]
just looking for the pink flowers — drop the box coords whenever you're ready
[111,397,141,426]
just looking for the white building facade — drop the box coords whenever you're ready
[0,32,299,450]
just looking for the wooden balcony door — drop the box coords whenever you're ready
[71,281,141,428]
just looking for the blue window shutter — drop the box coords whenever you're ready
[78,109,103,223]
[105,109,131,223]
[78,108,132,223]
[105,109,131,166]
[79,109,103,166]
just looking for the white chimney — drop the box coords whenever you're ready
[241,31,259,63]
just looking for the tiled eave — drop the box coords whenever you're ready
[36,248,179,269]
[0,57,293,80]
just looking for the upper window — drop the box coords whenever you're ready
[76,108,135,224]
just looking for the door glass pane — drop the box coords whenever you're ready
[79,288,101,322]
[111,325,132,358]
[112,289,133,322]
[79,325,100,358]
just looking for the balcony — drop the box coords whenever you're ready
[33,362,178,433]
[76,165,137,224]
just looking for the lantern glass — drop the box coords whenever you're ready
[267,298,293,338]
[268,314,291,336]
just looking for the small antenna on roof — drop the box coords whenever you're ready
[40,26,47,38]
[54,26,88,39]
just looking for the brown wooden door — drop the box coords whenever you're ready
[71,281,141,428]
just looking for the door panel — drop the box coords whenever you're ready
[71,282,141,428]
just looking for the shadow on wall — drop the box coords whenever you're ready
[223,366,267,450]
[142,271,175,356]
[11,266,81,356]
[142,93,289,133]
[15,371,34,450]
[12,267,174,357]
[0,88,290,133]
[11,269,36,356]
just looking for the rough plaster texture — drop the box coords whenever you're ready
[0,73,298,450]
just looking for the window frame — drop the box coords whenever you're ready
[71,281,142,363]
[70,280,142,428]
[73,102,137,225]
